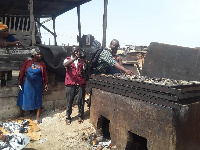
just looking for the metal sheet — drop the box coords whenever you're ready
[142,42,200,81]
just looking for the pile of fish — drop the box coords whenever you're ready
[0,120,30,133]
[0,133,30,150]
[103,74,200,86]
[0,120,31,150]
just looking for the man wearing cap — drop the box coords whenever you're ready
[93,39,133,75]
[0,22,21,48]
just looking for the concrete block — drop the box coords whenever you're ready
[0,87,19,97]
[0,97,17,109]
[0,105,19,120]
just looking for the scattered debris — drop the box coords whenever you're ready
[38,138,47,144]
[89,132,112,149]
[0,133,30,150]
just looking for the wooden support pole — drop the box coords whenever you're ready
[17,17,21,31]
[29,0,35,46]
[22,17,25,32]
[9,17,11,32]
[4,17,7,25]
[25,18,29,32]
[37,18,41,33]
[14,17,16,32]
[53,16,57,46]
[77,6,82,47]
[102,0,108,48]
[35,19,56,37]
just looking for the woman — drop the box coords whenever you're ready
[0,22,21,48]
[17,48,48,123]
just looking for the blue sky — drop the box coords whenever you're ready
[40,0,200,48]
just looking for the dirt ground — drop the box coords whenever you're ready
[23,103,115,150]
[24,104,101,150]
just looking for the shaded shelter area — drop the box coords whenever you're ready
[0,0,96,84]
[0,0,92,18]
[0,0,93,47]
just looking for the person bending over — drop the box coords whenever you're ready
[94,39,133,75]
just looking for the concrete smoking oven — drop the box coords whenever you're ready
[89,42,200,150]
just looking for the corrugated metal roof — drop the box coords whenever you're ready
[0,0,92,18]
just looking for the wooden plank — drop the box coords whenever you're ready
[17,17,21,31]
[22,17,25,32]
[13,17,16,32]
[9,16,11,32]
[4,17,7,25]
[26,18,29,32]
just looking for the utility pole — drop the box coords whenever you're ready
[102,0,108,48]
[77,6,82,47]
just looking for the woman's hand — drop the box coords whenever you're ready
[45,84,48,91]
[17,78,23,85]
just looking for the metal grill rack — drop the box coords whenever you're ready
[89,74,200,109]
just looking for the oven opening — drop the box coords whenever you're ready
[125,131,148,150]
[97,115,111,140]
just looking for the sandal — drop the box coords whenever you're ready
[37,119,42,124]
[66,119,71,125]
[78,117,83,124]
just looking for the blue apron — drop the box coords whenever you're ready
[17,64,42,110]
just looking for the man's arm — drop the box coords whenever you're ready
[64,58,75,67]
[5,41,21,47]
[5,34,21,47]
[117,56,123,66]
[114,62,133,75]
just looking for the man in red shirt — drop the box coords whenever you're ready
[63,46,86,125]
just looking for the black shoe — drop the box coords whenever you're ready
[66,119,71,125]
[78,117,83,124]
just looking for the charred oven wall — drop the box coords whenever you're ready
[90,88,200,150]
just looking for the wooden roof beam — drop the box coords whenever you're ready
[35,19,57,37]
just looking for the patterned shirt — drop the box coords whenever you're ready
[96,48,115,74]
